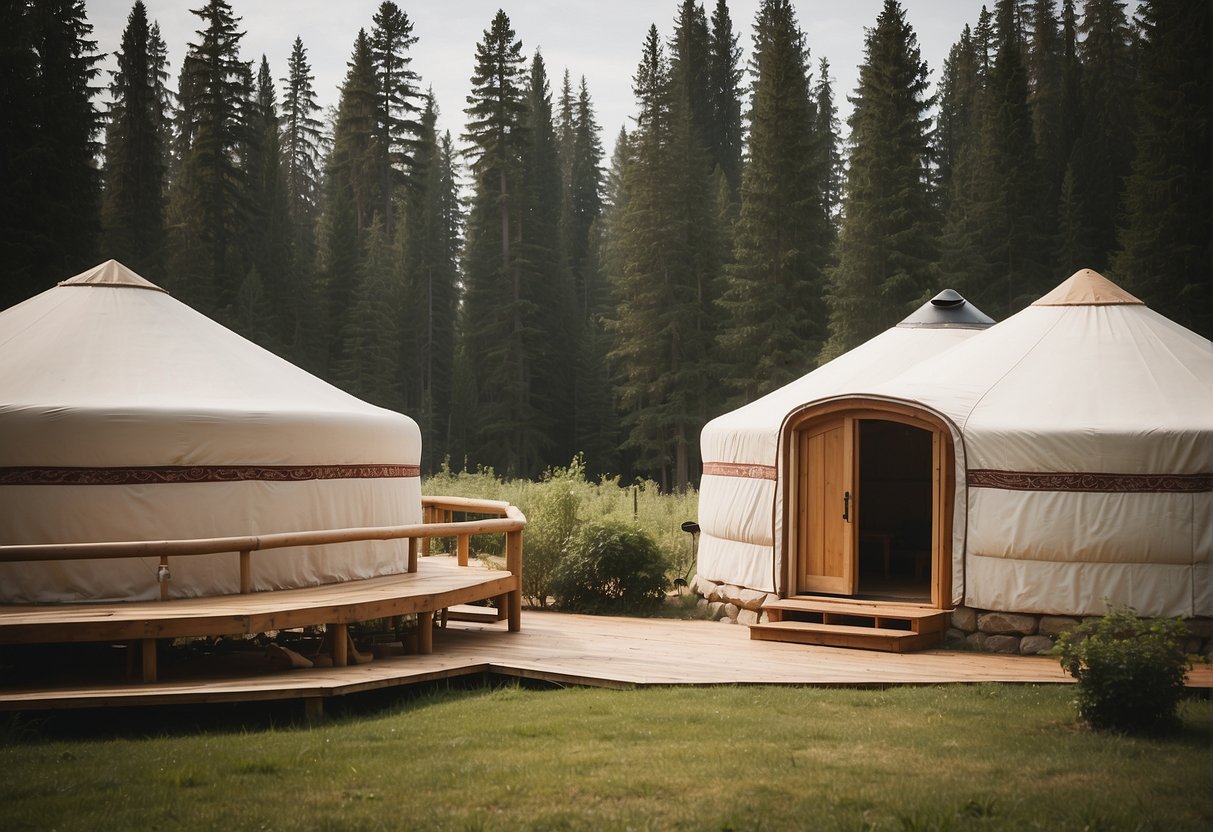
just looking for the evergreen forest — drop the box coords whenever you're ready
[2,0,1208,490]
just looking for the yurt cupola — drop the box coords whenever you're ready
[898,289,997,329]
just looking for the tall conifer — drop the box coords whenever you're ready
[102,1,170,277]
[167,0,249,315]
[1070,0,1136,270]
[1112,0,1211,338]
[717,0,825,396]
[461,10,543,477]
[821,0,937,359]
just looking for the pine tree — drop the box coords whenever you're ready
[814,58,843,225]
[101,1,170,277]
[707,0,744,198]
[2,0,103,304]
[320,29,382,360]
[1027,0,1066,214]
[461,10,542,477]
[1071,0,1136,269]
[166,0,250,316]
[939,0,1046,316]
[670,1,714,163]
[717,0,825,396]
[607,25,719,490]
[335,216,402,409]
[369,1,422,237]
[401,103,462,472]
[934,26,982,198]
[0,1,40,308]
[242,55,293,352]
[280,36,323,248]
[821,0,938,359]
[1112,0,1211,338]
[567,78,605,319]
[520,53,574,466]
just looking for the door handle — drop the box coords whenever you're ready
[843,491,851,522]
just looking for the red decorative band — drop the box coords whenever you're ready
[967,469,1213,493]
[703,462,777,481]
[0,464,421,486]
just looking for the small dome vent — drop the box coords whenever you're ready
[898,289,995,329]
[930,289,965,308]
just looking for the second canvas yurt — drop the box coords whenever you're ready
[0,261,423,604]
[698,269,1211,634]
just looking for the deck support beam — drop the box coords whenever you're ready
[141,638,157,683]
[331,623,348,667]
[418,611,433,654]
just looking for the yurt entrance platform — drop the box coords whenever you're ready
[751,597,951,653]
[7,611,1209,714]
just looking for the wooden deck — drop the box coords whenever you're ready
[4,607,1207,712]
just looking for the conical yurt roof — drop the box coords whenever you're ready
[876,269,1213,476]
[0,260,419,468]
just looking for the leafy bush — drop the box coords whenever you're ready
[1055,604,1189,733]
[422,456,699,602]
[518,460,584,607]
[550,520,670,613]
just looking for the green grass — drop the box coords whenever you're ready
[2,683,1209,831]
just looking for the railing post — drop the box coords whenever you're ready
[158,555,170,601]
[239,550,252,593]
[505,529,523,632]
[457,534,469,567]
[421,504,432,556]
[408,537,418,573]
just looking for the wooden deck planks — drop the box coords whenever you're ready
[0,558,516,643]
[2,608,1209,711]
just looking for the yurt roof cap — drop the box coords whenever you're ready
[897,289,995,329]
[58,260,168,293]
[1033,268,1143,306]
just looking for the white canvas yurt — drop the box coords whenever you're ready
[0,261,423,603]
[698,269,1212,626]
[697,290,994,595]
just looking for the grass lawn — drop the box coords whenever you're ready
[1,683,1208,831]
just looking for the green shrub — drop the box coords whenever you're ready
[1055,604,1189,733]
[518,459,585,608]
[422,457,699,594]
[551,520,670,613]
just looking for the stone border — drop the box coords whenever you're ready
[693,574,1213,659]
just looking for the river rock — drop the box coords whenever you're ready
[978,612,1038,636]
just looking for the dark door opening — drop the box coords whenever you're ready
[856,419,933,602]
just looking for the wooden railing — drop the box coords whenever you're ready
[0,496,524,616]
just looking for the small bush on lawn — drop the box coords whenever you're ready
[1055,604,1189,733]
[551,520,669,613]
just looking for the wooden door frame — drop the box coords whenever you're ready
[782,398,955,609]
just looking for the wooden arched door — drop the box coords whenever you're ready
[788,402,953,607]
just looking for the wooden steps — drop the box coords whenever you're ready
[750,597,949,653]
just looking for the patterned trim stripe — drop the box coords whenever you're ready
[967,469,1213,493]
[702,462,777,481]
[0,464,421,486]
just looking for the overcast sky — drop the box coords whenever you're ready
[87,1,1000,154]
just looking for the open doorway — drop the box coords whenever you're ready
[788,401,952,609]
[856,420,933,602]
